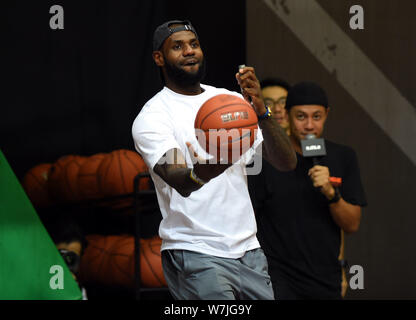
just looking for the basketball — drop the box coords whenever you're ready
[63,156,86,203]
[77,153,107,201]
[48,155,86,203]
[140,236,166,287]
[22,163,53,208]
[79,235,166,288]
[79,234,135,288]
[97,149,150,209]
[194,94,258,163]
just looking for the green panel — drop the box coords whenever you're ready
[0,150,82,300]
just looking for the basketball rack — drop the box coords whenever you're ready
[36,171,170,299]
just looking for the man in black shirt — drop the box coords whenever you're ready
[248,82,367,299]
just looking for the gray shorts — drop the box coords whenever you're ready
[161,248,275,300]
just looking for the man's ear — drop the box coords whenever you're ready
[152,51,164,67]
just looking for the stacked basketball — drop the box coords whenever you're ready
[96,149,150,209]
[78,234,166,288]
[21,163,54,208]
[22,149,150,209]
[22,150,165,290]
[48,155,87,204]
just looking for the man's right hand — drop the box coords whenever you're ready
[186,142,232,183]
[153,144,232,197]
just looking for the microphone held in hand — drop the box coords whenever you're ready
[302,135,343,188]
[301,134,327,165]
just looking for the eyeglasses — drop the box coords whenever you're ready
[59,249,80,273]
[264,97,287,109]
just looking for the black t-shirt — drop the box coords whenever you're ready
[248,140,367,296]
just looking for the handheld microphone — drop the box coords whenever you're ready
[300,134,327,166]
[301,135,342,187]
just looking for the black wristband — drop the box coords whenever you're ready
[328,187,341,204]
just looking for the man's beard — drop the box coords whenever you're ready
[164,58,206,87]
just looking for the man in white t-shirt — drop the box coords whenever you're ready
[132,20,297,300]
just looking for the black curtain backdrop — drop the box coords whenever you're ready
[2,0,246,180]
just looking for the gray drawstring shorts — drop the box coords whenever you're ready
[161,248,275,300]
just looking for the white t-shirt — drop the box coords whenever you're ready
[132,84,263,259]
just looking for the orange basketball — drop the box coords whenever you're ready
[194,94,258,163]
[79,235,166,288]
[48,155,76,202]
[22,163,53,208]
[77,153,107,201]
[63,156,86,203]
[79,234,135,288]
[97,149,150,209]
[140,236,166,287]
[48,155,86,203]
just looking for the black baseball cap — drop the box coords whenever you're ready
[152,20,198,51]
[285,82,328,111]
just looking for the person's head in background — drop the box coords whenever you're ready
[46,217,88,281]
[260,78,291,134]
[285,81,329,154]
